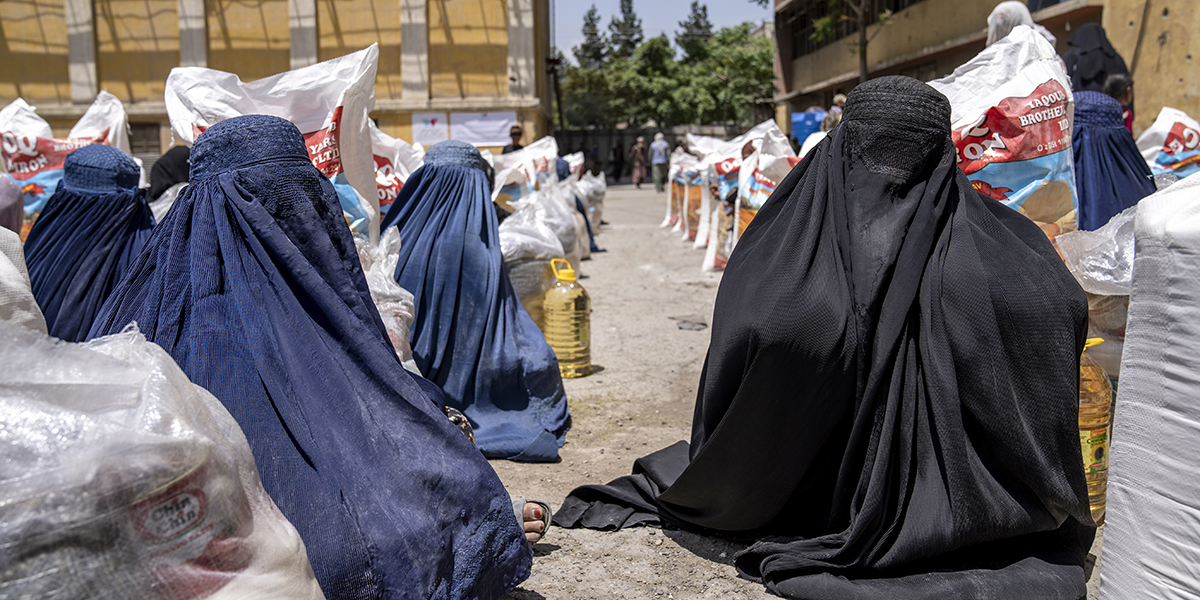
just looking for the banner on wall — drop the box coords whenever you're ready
[412,112,448,147]
[450,112,518,146]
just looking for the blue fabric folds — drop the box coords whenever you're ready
[24,144,152,341]
[1072,90,1155,231]
[88,116,531,600]
[381,140,570,462]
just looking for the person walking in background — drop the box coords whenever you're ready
[630,137,647,189]
[829,93,847,115]
[610,141,625,183]
[1063,23,1128,92]
[502,124,524,154]
[1104,73,1136,133]
[650,133,670,193]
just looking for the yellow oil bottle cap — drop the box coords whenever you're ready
[1084,338,1104,349]
[551,258,576,282]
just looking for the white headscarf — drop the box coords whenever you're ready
[987,1,1057,47]
[654,132,665,142]
[0,228,47,333]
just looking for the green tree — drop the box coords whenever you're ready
[811,0,893,84]
[607,0,643,60]
[561,62,612,128]
[573,4,607,69]
[675,1,712,64]
[678,23,775,124]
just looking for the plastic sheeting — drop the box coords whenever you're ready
[1102,173,1200,600]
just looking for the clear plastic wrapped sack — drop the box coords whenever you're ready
[355,226,419,374]
[577,171,607,227]
[0,321,325,600]
[1056,205,1136,377]
[499,190,568,330]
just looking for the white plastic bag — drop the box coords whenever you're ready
[0,92,133,238]
[563,151,585,182]
[498,190,567,330]
[930,25,1077,228]
[1101,172,1200,600]
[1056,206,1136,377]
[492,136,558,212]
[149,182,187,223]
[165,45,380,240]
[0,321,325,600]
[355,227,419,374]
[577,171,607,227]
[1135,107,1200,179]
[369,121,424,218]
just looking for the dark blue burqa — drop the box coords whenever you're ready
[88,116,531,600]
[380,141,570,462]
[1073,90,1155,231]
[24,144,153,341]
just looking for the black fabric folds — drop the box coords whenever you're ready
[24,144,153,341]
[557,77,1094,599]
[89,115,531,600]
[1063,24,1128,92]
[149,145,190,200]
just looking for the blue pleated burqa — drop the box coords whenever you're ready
[1073,90,1155,231]
[380,141,570,462]
[89,116,531,600]
[24,144,153,341]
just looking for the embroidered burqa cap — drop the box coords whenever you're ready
[380,139,571,461]
[23,143,152,341]
[89,115,531,599]
[557,76,1094,599]
[1073,90,1155,230]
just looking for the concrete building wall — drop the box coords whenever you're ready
[427,0,508,99]
[0,0,71,105]
[96,0,179,104]
[1104,0,1199,133]
[206,0,290,83]
[318,0,403,99]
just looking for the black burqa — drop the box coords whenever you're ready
[149,145,190,201]
[557,77,1095,599]
[1063,23,1128,92]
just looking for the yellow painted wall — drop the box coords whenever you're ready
[1104,0,1200,133]
[428,0,508,99]
[319,0,402,99]
[96,0,179,104]
[0,0,70,105]
[208,0,290,82]
[373,113,412,143]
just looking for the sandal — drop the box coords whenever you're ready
[512,498,552,545]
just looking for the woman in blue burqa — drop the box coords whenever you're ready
[1073,90,1155,231]
[23,144,153,341]
[380,140,570,462]
[89,115,532,600]
[557,77,1095,599]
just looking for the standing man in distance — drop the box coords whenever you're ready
[502,125,524,154]
[650,133,670,193]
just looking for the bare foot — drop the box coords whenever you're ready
[522,501,546,544]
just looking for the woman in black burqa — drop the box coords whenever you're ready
[557,77,1095,599]
[1063,23,1128,92]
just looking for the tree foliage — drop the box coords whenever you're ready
[560,14,774,129]
[676,1,713,64]
[607,0,644,60]
[573,5,607,69]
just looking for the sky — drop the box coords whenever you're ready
[552,0,774,65]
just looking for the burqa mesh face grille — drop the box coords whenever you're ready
[558,77,1094,600]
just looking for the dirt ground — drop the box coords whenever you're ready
[493,183,1103,600]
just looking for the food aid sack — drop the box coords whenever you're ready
[1100,173,1200,600]
[499,190,568,330]
[735,121,797,243]
[699,120,783,271]
[493,136,558,213]
[1136,107,1200,179]
[165,45,379,240]
[691,170,713,249]
[929,25,1078,234]
[662,147,697,230]
[369,122,424,219]
[355,227,420,374]
[0,92,132,239]
[0,321,325,600]
[563,151,585,182]
[1056,205,1136,378]
[577,170,607,227]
